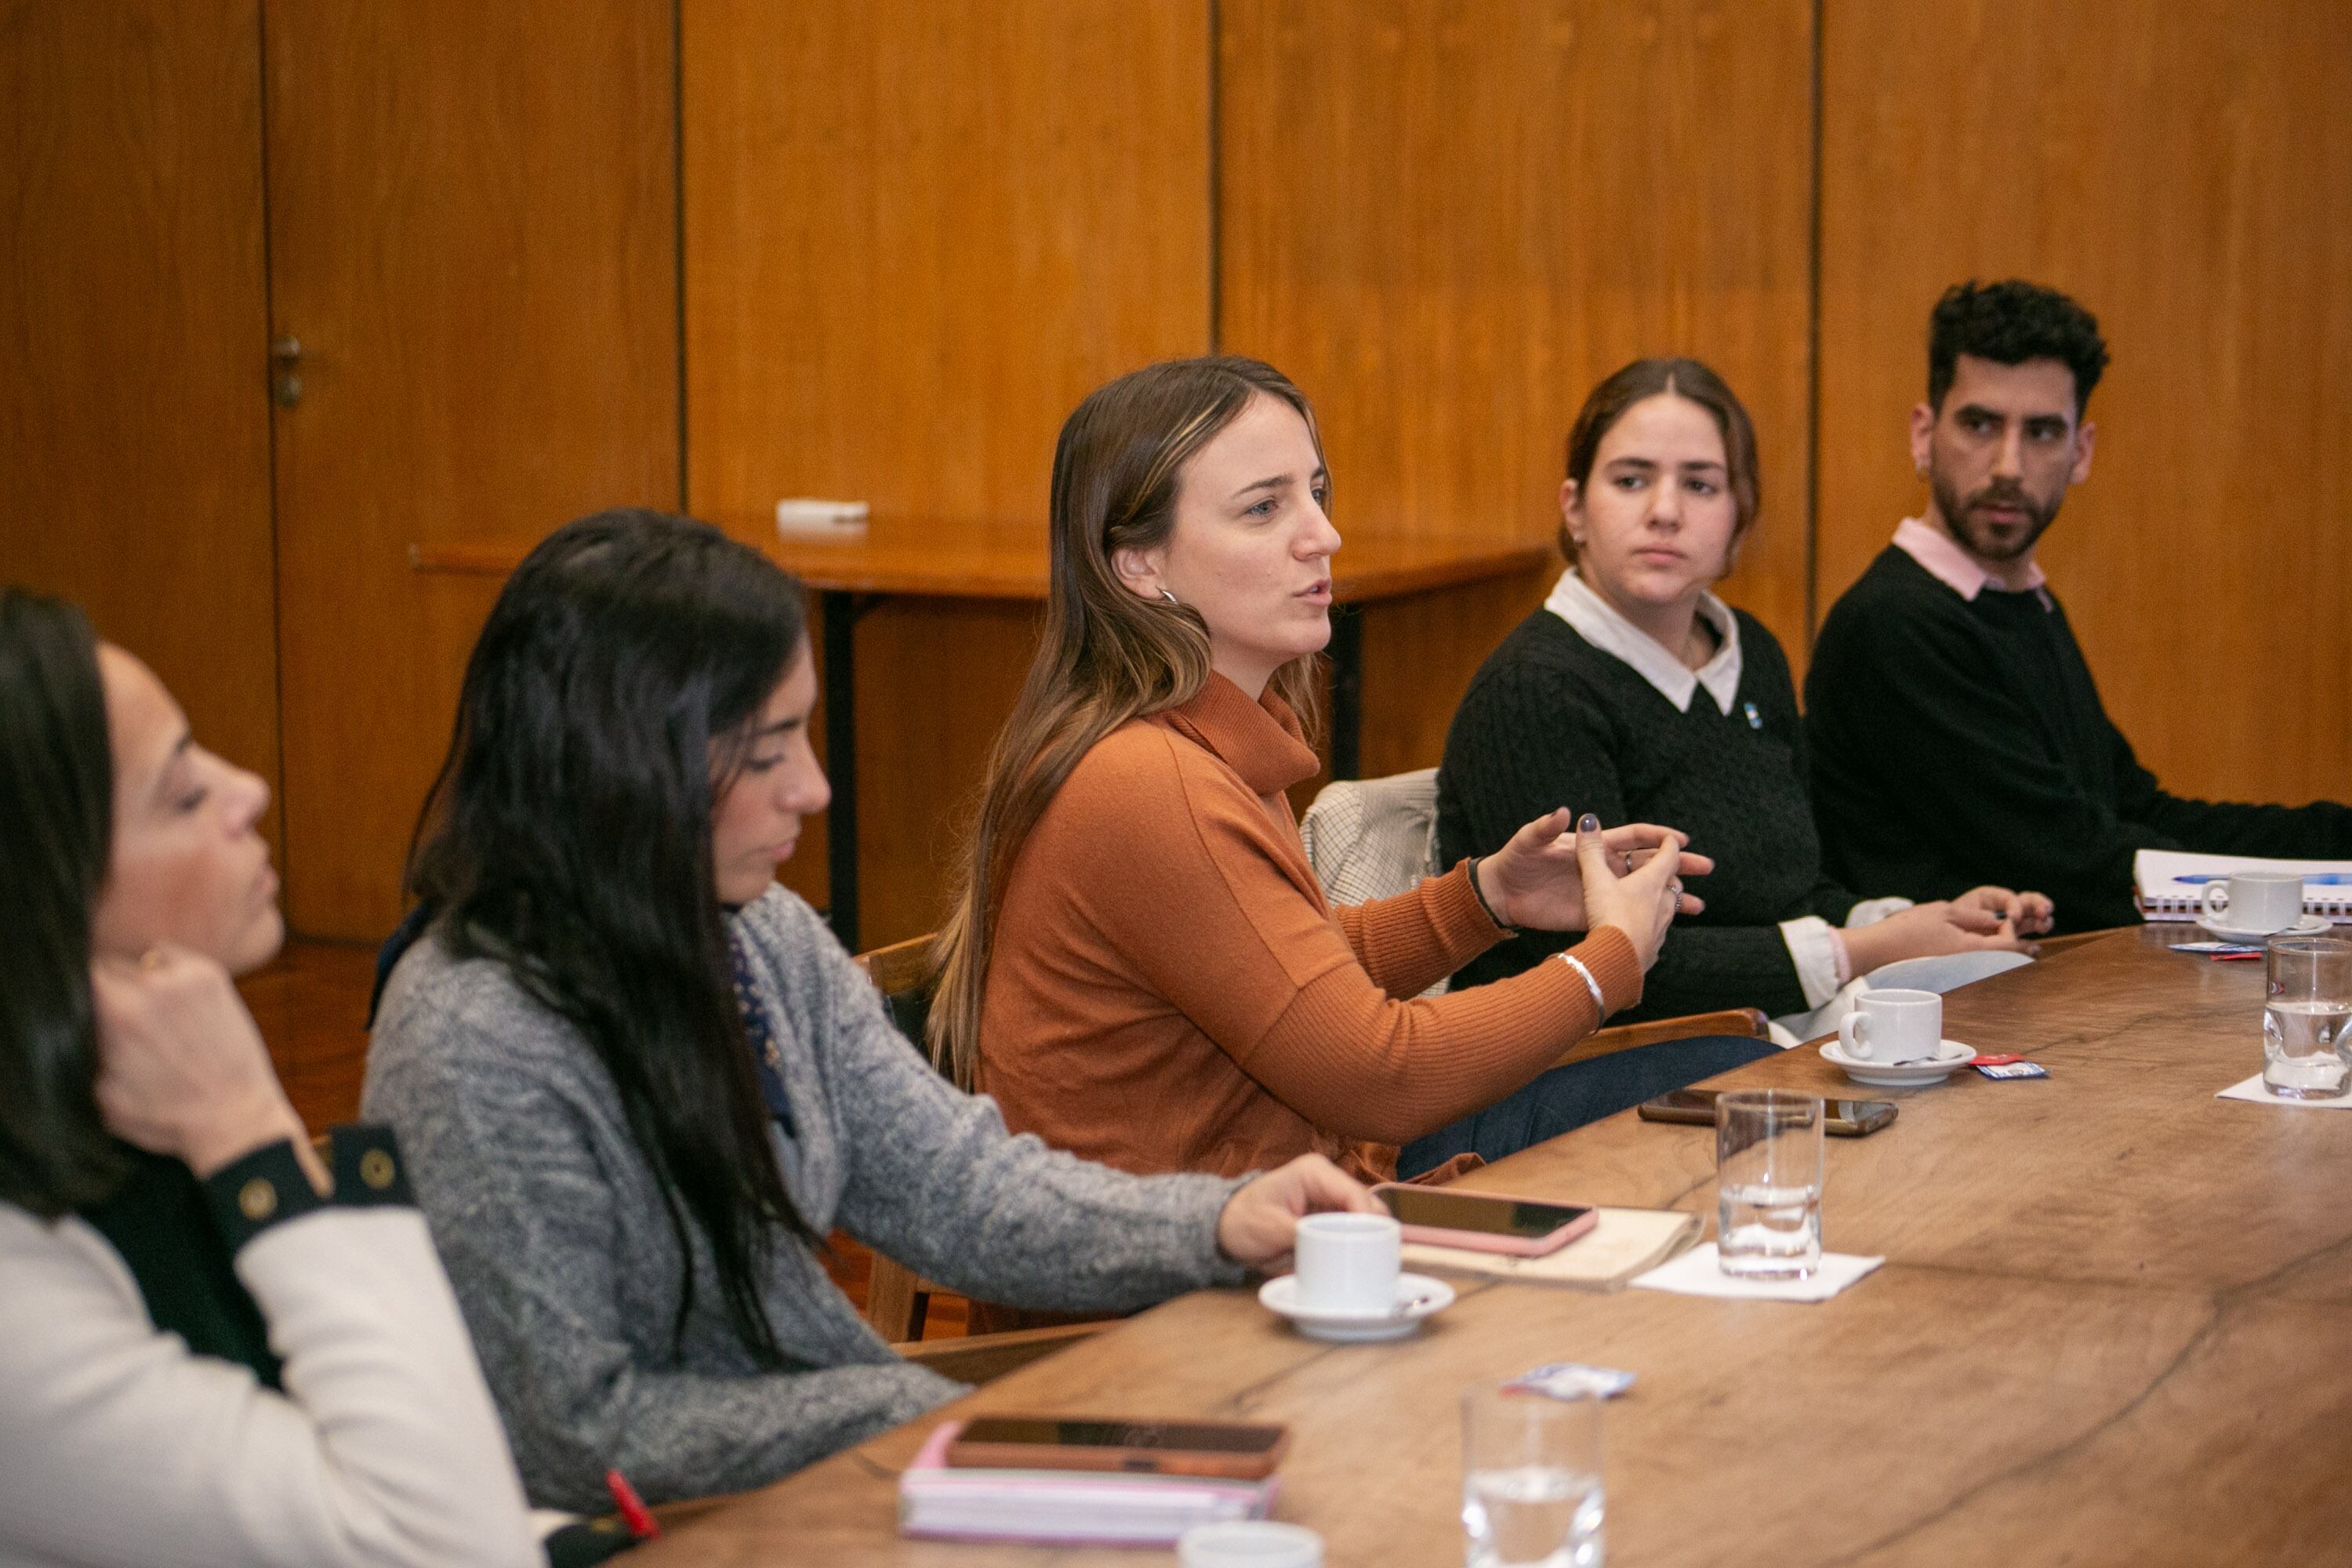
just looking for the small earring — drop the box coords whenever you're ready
[1160,587,1180,606]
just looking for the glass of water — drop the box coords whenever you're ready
[1461,1383,1602,1568]
[1715,1089,1824,1279]
[2263,938,2352,1099]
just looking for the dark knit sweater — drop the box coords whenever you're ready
[1806,546,2352,932]
[1438,606,1857,1021]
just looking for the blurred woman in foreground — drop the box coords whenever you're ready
[0,587,535,1568]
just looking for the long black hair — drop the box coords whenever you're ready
[407,510,815,1364]
[0,589,129,1216]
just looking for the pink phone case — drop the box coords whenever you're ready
[1370,1183,1602,1256]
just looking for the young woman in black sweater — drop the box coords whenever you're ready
[1436,359,2053,1030]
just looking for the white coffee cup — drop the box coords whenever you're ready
[1291,1212,1400,1313]
[2201,870,2305,935]
[1836,987,1944,1065]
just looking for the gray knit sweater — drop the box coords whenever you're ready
[363,887,1248,1512]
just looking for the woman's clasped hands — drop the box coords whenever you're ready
[1471,808,1711,971]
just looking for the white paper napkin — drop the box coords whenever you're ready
[1629,1243,1883,1302]
[2216,1074,2352,1109]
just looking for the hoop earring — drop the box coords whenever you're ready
[1160,588,1180,606]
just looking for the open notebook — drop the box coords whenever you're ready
[2132,849,2352,922]
[1400,1206,1702,1291]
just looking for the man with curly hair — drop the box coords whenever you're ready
[1806,279,2352,931]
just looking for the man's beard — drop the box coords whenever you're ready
[1929,466,2060,563]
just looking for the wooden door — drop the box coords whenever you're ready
[0,2,281,839]
[263,0,680,939]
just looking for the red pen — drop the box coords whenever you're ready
[606,1468,660,1540]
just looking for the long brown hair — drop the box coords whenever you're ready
[1560,357,1761,565]
[929,356,1326,1087]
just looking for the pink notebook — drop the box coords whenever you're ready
[897,1421,1279,1546]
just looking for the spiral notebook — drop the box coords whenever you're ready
[2132,850,2352,923]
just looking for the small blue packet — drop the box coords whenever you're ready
[1505,1363,1636,1400]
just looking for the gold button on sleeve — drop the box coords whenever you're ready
[238,1178,278,1222]
[358,1148,397,1190]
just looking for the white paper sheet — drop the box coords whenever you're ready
[2215,1073,2352,1109]
[1629,1243,1883,1302]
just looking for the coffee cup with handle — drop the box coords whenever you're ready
[2201,871,2306,935]
[1835,987,1944,1065]
[1291,1212,1401,1314]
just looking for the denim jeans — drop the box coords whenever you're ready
[1398,1033,1784,1177]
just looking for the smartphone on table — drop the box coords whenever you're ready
[1370,1183,1600,1255]
[1636,1087,1896,1137]
[944,1416,1289,1479]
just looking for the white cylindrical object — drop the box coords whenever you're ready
[1178,1521,1324,1567]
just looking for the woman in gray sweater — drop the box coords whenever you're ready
[364,510,1374,1512]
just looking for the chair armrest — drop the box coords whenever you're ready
[894,1323,1105,1385]
[1550,1007,1769,1071]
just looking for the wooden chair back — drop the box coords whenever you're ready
[851,932,953,1342]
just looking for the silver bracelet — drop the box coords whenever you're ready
[1556,951,1607,1014]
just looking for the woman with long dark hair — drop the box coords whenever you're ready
[0,589,535,1567]
[931,355,1731,1201]
[363,508,1373,1511]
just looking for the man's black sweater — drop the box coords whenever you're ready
[1437,607,1857,1022]
[1806,546,2352,932]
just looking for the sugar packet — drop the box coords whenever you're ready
[1505,1363,1636,1400]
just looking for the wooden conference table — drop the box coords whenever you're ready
[629,924,2352,1565]
[414,525,1548,949]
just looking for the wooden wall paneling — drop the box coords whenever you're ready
[1817,0,2352,808]
[1219,0,1819,750]
[263,0,681,939]
[683,0,1213,943]
[0,2,281,844]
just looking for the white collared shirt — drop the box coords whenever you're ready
[1542,568,1744,715]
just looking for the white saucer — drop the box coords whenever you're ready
[1257,1272,1455,1343]
[1819,1038,1976,1087]
[2196,912,2331,944]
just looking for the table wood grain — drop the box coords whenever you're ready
[409,523,1549,606]
[628,926,2352,1565]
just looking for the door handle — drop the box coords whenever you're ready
[270,336,303,406]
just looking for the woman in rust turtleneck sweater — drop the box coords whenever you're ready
[928,357,1730,1199]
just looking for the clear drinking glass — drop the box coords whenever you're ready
[1715,1089,1824,1279]
[1461,1383,1602,1568]
[2263,938,2352,1099]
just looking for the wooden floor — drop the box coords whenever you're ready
[239,938,967,1336]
